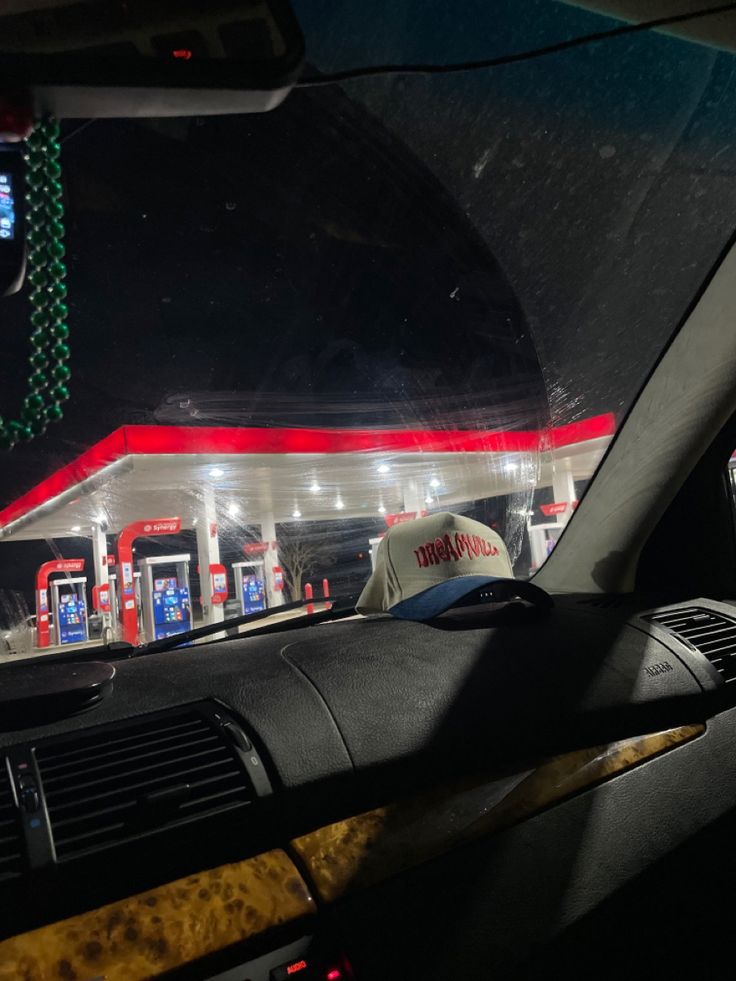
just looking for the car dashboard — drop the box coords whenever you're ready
[0,595,734,980]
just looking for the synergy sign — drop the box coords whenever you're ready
[142,519,181,534]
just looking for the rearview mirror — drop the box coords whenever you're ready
[0,0,305,118]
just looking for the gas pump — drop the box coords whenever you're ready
[50,577,89,646]
[35,558,85,648]
[232,561,267,615]
[108,571,142,639]
[138,554,192,643]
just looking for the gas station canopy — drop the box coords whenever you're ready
[0,416,615,541]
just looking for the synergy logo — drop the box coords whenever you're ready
[142,519,181,534]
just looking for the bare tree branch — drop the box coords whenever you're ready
[276,524,335,602]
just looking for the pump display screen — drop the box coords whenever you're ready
[57,594,87,645]
[0,174,15,241]
[242,575,266,615]
[152,586,191,639]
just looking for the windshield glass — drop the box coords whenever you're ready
[1,0,735,658]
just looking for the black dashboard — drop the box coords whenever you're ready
[0,594,735,979]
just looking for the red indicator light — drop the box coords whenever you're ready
[172,48,193,60]
[286,962,308,976]
[326,971,342,980]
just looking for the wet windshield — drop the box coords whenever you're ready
[1,0,735,657]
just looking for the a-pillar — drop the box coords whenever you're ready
[91,523,112,639]
[195,485,225,629]
[260,512,284,608]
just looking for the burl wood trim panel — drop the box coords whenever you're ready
[291,725,704,902]
[0,848,314,981]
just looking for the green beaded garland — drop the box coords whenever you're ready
[50,383,70,402]
[50,301,68,320]
[30,309,49,329]
[8,421,33,442]
[24,393,45,413]
[44,160,61,180]
[51,342,70,361]
[25,169,46,191]
[0,116,69,451]
[45,403,63,422]
[28,268,48,287]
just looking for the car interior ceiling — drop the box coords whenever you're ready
[4,4,736,981]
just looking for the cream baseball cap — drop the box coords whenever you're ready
[357,511,550,620]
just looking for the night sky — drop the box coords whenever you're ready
[2,0,736,613]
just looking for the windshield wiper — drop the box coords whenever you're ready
[23,596,359,666]
[137,595,359,656]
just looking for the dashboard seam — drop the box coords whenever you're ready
[279,642,358,771]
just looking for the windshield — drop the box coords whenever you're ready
[1,0,734,658]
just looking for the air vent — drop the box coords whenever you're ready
[0,762,23,882]
[35,709,254,862]
[644,607,736,682]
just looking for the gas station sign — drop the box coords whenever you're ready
[540,502,568,516]
[384,510,428,528]
[243,541,269,556]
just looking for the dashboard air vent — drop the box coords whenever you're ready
[644,607,736,682]
[35,709,254,861]
[0,763,23,882]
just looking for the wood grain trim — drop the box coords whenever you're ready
[0,849,314,981]
[291,725,704,903]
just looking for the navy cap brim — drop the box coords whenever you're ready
[388,575,552,621]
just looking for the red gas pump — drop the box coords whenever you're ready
[196,563,228,608]
[35,559,85,648]
[92,583,111,615]
[206,564,228,605]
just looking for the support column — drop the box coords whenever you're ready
[196,485,225,629]
[552,465,577,526]
[91,524,112,640]
[402,479,424,516]
[260,511,284,608]
[528,525,549,572]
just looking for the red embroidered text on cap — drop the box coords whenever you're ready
[414,533,500,567]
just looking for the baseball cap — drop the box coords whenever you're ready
[357,511,550,620]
